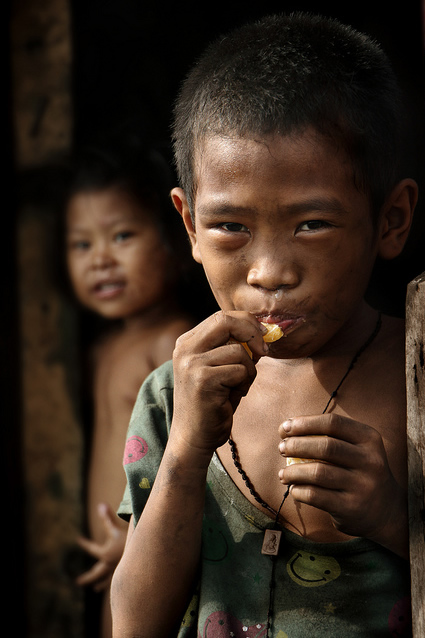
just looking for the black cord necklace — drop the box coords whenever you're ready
[227,312,382,637]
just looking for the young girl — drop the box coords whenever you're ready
[62,142,203,637]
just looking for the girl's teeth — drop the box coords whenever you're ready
[100,283,120,290]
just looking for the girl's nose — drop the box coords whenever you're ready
[91,242,115,269]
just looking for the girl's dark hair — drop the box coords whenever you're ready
[63,142,186,255]
[172,12,406,217]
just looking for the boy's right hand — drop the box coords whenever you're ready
[171,311,268,463]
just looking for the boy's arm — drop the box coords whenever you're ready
[111,312,268,638]
[111,443,209,637]
[278,414,409,559]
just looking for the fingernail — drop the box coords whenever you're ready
[282,419,292,432]
[279,440,286,453]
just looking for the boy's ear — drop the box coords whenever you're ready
[171,187,202,264]
[377,178,418,260]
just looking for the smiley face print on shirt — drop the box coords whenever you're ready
[286,550,341,587]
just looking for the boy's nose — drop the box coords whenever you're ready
[246,250,300,292]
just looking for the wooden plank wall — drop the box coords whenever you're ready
[10,1,85,636]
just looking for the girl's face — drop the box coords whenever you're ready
[66,187,173,320]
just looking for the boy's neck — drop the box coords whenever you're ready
[316,301,382,358]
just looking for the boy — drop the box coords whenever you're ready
[111,13,418,637]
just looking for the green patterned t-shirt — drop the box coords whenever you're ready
[118,361,411,638]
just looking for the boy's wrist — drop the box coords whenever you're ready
[166,426,216,474]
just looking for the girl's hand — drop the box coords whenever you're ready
[171,311,268,462]
[76,503,127,591]
[278,414,408,557]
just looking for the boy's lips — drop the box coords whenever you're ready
[256,313,306,336]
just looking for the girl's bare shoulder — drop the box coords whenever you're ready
[99,314,193,369]
[150,315,194,368]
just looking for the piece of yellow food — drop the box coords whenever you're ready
[229,322,283,358]
[241,341,253,357]
[261,322,284,342]
[286,457,314,465]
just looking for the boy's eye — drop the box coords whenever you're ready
[219,222,249,233]
[296,220,330,232]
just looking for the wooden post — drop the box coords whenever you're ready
[405,272,425,638]
[10,1,85,636]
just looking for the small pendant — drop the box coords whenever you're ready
[261,529,282,556]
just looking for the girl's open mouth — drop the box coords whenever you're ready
[93,281,125,299]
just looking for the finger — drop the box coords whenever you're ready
[75,560,110,587]
[279,413,380,446]
[279,433,362,468]
[76,536,103,559]
[280,459,353,490]
[187,345,257,394]
[176,311,268,358]
[197,363,256,402]
[214,311,269,357]
[211,343,258,385]
[288,482,349,517]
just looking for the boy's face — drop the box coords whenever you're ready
[66,187,172,320]
[178,131,381,358]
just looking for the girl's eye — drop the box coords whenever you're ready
[70,240,90,251]
[220,222,249,233]
[297,220,330,232]
[114,231,134,242]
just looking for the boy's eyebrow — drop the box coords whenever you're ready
[196,196,348,218]
[196,203,252,218]
[284,197,348,215]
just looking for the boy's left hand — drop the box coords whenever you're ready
[278,414,408,557]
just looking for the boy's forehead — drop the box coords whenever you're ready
[192,130,372,219]
[195,129,341,176]
[194,130,347,188]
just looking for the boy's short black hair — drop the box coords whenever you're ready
[172,12,406,217]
